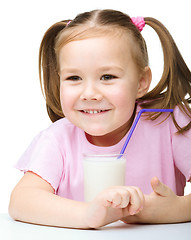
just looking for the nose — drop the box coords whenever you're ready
[80,81,102,101]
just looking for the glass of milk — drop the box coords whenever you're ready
[83,154,126,202]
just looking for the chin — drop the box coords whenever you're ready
[85,131,106,137]
[84,128,112,137]
[83,126,106,134]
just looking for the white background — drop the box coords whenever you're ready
[0,0,190,213]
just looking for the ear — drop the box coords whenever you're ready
[136,66,152,98]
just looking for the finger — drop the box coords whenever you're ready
[107,189,131,208]
[151,177,173,197]
[119,190,130,208]
[106,191,122,208]
[110,186,144,211]
[128,187,144,215]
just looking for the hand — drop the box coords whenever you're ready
[86,186,144,228]
[121,177,182,224]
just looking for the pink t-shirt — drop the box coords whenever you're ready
[15,106,191,200]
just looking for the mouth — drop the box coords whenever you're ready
[80,109,109,114]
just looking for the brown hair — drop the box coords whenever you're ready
[39,9,191,133]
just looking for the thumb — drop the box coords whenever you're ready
[151,177,172,197]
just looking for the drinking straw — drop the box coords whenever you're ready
[119,109,173,155]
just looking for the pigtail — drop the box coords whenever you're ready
[39,21,69,122]
[139,17,191,133]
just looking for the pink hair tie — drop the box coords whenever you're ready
[66,20,72,26]
[131,17,145,31]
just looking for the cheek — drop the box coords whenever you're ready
[111,84,137,107]
[60,85,72,115]
[112,84,138,122]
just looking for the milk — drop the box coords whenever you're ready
[83,154,126,202]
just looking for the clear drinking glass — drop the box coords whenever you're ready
[83,153,126,202]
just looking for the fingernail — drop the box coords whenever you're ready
[130,210,136,215]
[113,203,120,208]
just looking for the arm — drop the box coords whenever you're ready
[9,172,89,229]
[9,172,144,229]
[121,177,191,224]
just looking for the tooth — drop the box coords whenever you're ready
[83,110,104,114]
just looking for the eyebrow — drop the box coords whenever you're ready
[98,66,124,72]
[60,67,81,74]
[60,66,124,74]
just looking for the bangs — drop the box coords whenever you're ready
[55,25,124,52]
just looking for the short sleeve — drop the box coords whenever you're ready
[172,107,191,181]
[15,131,64,192]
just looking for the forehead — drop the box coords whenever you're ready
[60,33,131,53]
[58,35,134,71]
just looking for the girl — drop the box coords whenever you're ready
[9,9,191,229]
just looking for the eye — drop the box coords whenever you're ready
[66,76,82,81]
[101,75,117,80]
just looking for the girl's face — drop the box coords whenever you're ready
[59,35,150,146]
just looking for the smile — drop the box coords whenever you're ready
[81,109,108,114]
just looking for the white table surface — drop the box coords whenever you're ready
[1,213,191,240]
